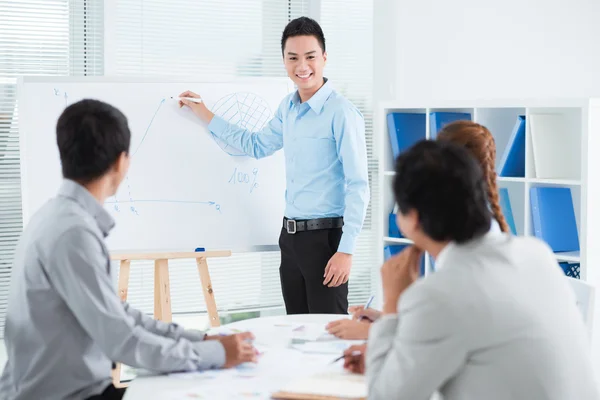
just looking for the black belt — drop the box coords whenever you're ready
[283,217,343,234]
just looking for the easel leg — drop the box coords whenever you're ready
[117,260,131,301]
[154,259,172,322]
[196,257,220,327]
[113,260,131,388]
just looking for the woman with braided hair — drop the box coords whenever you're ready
[326,119,511,340]
[436,120,510,234]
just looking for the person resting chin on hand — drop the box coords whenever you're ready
[327,247,420,341]
[339,246,422,375]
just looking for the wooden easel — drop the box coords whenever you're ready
[110,250,231,387]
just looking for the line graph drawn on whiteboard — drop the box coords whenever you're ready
[112,97,223,215]
[51,89,223,215]
[51,88,272,216]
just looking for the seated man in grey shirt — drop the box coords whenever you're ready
[0,99,257,400]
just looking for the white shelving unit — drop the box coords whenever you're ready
[375,99,600,361]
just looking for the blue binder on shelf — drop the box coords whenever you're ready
[530,187,579,252]
[387,113,426,160]
[499,188,517,234]
[429,112,472,140]
[388,213,402,238]
[498,116,526,177]
[384,245,425,277]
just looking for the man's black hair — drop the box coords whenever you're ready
[393,139,491,243]
[281,16,326,54]
[56,99,131,183]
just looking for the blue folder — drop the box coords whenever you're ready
[388,213,402,238]
[530,187,579,252]
[429,112,472,140]
[384,245,425,277]
[387,113,426,160]
[499,188,517,234]
[498,116,526,177]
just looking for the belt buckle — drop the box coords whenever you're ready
[286,219,297,234]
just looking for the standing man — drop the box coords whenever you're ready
[179,16,369,314]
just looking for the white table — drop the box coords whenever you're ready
[123,313,356,400]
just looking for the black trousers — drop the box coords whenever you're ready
[279,227,348,314]
[85,384,126,400]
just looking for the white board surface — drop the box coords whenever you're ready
[18,76,293,252]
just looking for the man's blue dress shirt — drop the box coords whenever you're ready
[207,79,369,254]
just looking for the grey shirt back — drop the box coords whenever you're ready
[0,180,225,400]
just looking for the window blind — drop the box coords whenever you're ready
[110,0,378,322]
[0,0,103,336]
[320,0,377,303]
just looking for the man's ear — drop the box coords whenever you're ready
[114,152,130,177]
[323,50,327,63]
[396,208,419,238]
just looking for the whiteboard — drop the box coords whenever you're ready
[18,76,293,252]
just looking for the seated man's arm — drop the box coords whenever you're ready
[366,285,467,400]
[46,227,224,372]
[122,303,207,342]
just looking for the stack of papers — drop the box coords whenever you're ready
[273,370,367,399]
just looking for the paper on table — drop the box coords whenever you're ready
[209,323,303,347]
[167,370,221,380]
[275,370,367,399]
[289,322,333,341]
[292,340,364,355]
[164,348,335,399]
[166,386,270,399]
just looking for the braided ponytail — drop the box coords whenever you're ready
[437,121,511,233]
[485,151,510,233]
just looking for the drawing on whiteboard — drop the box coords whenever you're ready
[132,99,165,157]
[51,90,223,215]
[210,92,272,156]
[228,167,260,194]
[106,199,221,210]
[54,88,69,107]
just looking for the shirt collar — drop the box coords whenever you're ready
[58,179,115,237]
[433,242,454,271]
[289,77,333,115]
[433,231,501,271]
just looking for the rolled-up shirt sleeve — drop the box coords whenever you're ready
[46,227,225,372]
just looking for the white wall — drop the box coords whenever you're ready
[393,0,600,102]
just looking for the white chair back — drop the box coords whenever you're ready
[566,276,595,335]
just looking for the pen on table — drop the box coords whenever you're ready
[358,295,374,321]
[173,96,203,103]
[331,350,362,364]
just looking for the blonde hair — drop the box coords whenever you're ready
[437,121,510,233]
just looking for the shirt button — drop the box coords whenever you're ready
[291,179,295,183]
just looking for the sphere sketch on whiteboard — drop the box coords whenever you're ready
[210,92,272,157]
